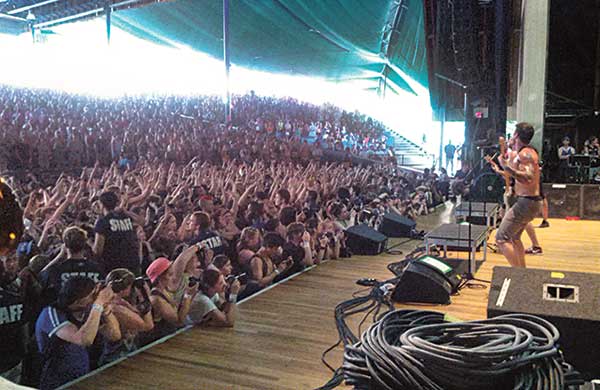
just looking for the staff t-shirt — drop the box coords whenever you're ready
[41,258,104,306]
[0,287,26,372]
[192,230,227,256]
[94,211,139,273]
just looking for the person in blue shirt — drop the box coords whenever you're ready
[444,141,457,174]
[35,276,120,390]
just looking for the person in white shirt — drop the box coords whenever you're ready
[557,137,575,182]
[186,269,240,327]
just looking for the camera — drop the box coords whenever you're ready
[325,232,336,246]
[225,272,246,284]
[188,276,202,288]
[133,276,150,289]
[195,243,208,264]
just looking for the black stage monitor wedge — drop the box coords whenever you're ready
[488,266,600,378]
[392,255,462,304]
[345,224,387,255]
[378,212,416,237]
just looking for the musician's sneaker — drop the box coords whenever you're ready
[525,246,543,255]
[537,220,550,228]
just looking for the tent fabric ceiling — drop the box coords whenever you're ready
[111,0,428,96]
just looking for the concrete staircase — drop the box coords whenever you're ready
[391,133,434,170]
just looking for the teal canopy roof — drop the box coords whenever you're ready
[112,0,428,96]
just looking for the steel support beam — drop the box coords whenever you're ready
[223,0,231,123]
[7,0,62,15]
[105,0,111,44]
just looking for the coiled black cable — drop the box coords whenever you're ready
[341,310,583,390]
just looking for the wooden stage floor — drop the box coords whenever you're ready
[68,204,600,390]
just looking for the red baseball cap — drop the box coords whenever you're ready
[146,257,172,283]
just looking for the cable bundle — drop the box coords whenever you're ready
[342,311,583,390]
[317,283,395,390]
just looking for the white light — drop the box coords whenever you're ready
[0,18,439,146]
[26,11,35,21]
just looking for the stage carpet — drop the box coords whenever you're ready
[67,204,600,390]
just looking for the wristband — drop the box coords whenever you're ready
[184,293,193,300]
[228,294,238,303]
[274,269,281,275]
[91,303,104,314]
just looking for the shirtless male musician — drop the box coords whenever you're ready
[488,123,542,268]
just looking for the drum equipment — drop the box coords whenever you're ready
[469,172,505,203]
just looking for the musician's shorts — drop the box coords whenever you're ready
[496,197,542,243]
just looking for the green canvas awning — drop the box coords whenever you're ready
[112,0,428,96]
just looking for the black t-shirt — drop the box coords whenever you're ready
[192,229,227,256]
[0,285,26,371]
[94,211,139,273]
[41,258,104,306]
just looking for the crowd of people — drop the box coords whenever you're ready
[0,86,446,389]
[0,88,391,173]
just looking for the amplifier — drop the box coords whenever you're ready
[543,183,582,218]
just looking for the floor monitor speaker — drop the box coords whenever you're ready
[378,212,416,237]
[392,255,462,304]
[345,224,387,255]
[488,266,600,378]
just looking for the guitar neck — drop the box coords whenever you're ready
[498,136,511,193]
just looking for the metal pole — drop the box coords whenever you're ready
[223,0,231,123]
[494,0,510,137]
[464,89,469,164]
[105,1,111,45]
[439,106,445,170]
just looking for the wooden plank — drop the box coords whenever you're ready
[68,206,600,390]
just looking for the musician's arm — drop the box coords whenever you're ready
[503,151,535,182]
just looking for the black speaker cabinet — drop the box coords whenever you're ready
[392,255,462,304]
[582,185,600,220]
[345,224,387,255]
[543,183,582,218]
[488,266,600,378]
[378,212,416,237]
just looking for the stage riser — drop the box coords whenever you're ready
[543,183,600,220]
